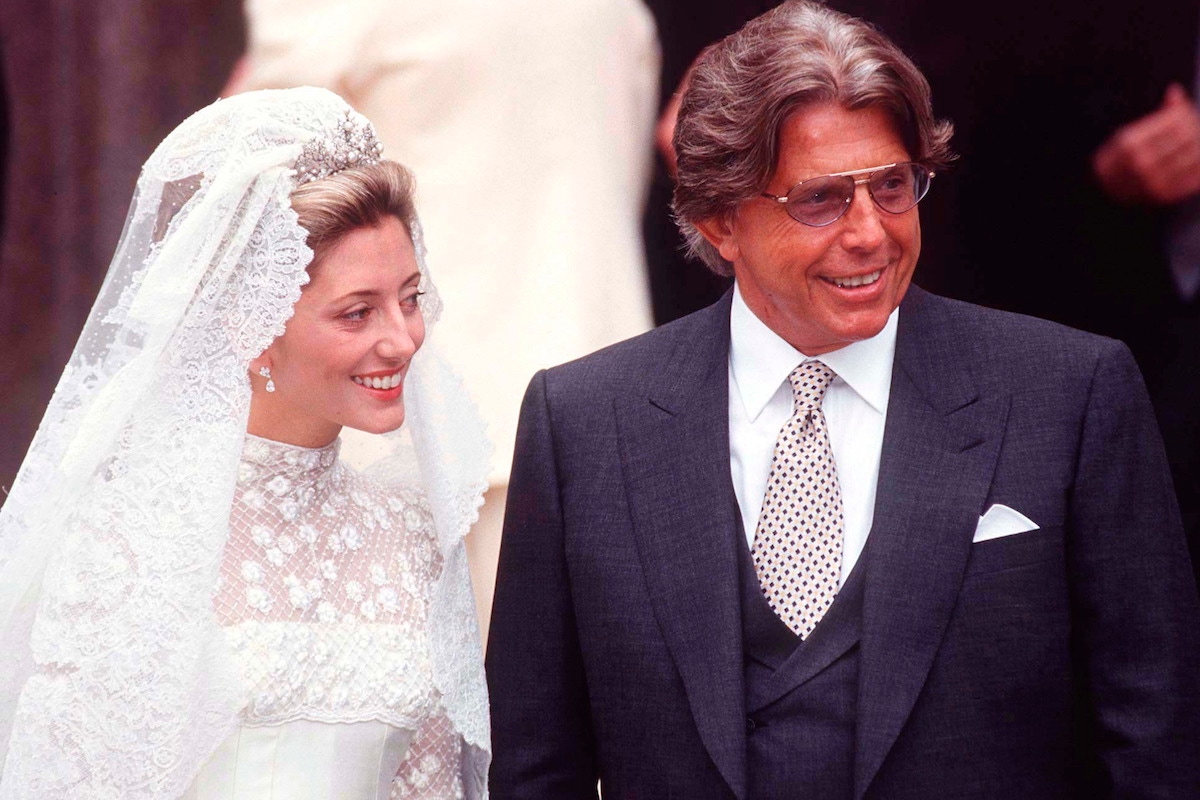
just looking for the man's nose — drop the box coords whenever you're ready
[840,182,887,249]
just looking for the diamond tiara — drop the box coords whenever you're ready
[294,109,385,185]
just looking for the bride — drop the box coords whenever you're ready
[0,87,490,798]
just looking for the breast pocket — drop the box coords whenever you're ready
[963,525,1065,580]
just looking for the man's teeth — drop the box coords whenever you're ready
[352,372,403,389]
[832,270,882,289]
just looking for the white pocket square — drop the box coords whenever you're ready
[973,504,1039,543]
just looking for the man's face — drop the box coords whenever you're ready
[698,103,921,355]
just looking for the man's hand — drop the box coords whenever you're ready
[1093,83,1200,205]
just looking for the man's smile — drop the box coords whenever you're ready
[821,268,883,289]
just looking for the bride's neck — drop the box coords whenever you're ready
[246,395,341,449]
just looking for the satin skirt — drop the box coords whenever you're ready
[184,720,414,800]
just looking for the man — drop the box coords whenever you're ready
[486,3,1200,797]
[645,0,1200,583]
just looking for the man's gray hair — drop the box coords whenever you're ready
[672,0,955,275]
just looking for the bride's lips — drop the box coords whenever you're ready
[351,368,406,399]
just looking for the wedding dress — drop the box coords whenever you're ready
[184,435,462,799]
[0,88,490,799]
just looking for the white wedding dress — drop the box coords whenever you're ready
[187,434,463,799]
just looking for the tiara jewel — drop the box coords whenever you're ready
[294,109,385,185]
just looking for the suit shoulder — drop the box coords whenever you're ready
[539,297,729,400]
[910,288,1131,369]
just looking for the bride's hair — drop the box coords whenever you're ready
[290,160,417,268]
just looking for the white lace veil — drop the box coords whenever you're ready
[0,87,491,798]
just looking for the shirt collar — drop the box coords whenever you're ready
[729,281,898,422]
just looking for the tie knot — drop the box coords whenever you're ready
[787,361,836,412]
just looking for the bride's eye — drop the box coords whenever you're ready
[341,306,371,322]
[400,290,424,312]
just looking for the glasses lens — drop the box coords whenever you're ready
[868,163,929,214]
[784,176,854,226]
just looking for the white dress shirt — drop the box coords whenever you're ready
[728,283,897,587]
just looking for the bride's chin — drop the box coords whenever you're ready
[353,413,407,436]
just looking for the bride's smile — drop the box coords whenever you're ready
[352,368,406,391]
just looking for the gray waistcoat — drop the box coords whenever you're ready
[739,535,867,799]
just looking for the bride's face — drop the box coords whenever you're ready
[248,215,426,447]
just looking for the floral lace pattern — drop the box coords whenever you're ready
[222,437,438,723]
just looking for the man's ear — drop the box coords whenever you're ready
[693,214,741,264]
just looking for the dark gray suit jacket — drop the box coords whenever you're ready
[486,287,1200,799]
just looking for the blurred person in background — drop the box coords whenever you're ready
[639,0,777,324]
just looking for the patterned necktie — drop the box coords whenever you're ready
[752,360,845,639]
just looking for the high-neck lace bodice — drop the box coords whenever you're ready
[204,434,461,798]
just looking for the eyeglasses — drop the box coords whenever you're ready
[761,162,934,227]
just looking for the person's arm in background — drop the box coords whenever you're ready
[1093,83,1200,205]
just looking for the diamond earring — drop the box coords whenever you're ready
[258,366,276,393]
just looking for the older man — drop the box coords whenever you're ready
[486,3,1200,798]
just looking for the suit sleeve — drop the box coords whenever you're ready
[486,370,600,799]
[1068,340,1200,797]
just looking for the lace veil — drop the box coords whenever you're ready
[0,87,491,798]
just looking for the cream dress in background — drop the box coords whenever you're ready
[233,0,660,628]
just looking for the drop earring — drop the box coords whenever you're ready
[258,366,276,393]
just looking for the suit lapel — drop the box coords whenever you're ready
[616,293,748,800]
[854,288,1011,798]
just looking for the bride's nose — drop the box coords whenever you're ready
[374,306,422,360]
